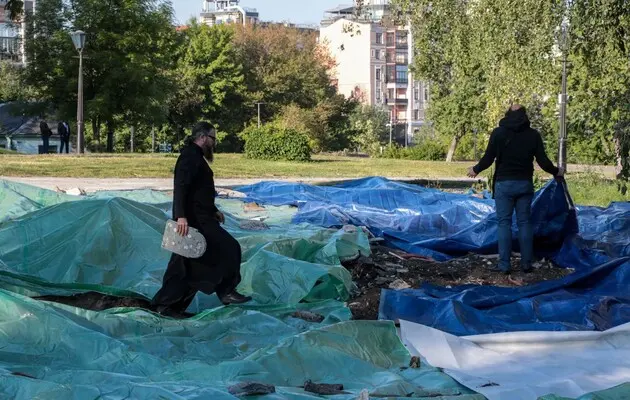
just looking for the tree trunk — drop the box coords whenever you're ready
[106,121,114,153]
[614,135,630,180]
[446,135,459,162]
[92,118,100,143]
[130,126,135,153]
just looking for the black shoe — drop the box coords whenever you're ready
[220,291,252,305]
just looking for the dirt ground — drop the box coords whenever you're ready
[34,245,573,321]
[344,245,573,320]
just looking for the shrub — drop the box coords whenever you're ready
[244,124,312,162]
[380,141,447,161]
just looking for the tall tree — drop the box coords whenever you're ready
[567,0,630,183]
[24,0,178,151]
[232,24,337,123]
[392,0,564,161]
[167,22,246,136]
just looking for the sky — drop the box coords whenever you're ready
[174,0,345,26]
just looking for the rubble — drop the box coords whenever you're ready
[344,245,574,320]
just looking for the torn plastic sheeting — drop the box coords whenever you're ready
[0,196,367,312]
[400,320,630,400]
[237,178,577,262]
[0,289,481,400]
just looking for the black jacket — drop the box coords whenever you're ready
[39,121,52,138]
[172,144,218,227]
[58,122,71,139]
[473,108,559,181]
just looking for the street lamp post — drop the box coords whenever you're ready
[558,22,569,171]
[71,30,87,154]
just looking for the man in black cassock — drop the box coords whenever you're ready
[152,122,251,317]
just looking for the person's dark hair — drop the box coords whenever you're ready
[184,121,215,146]
[506,104,527,117]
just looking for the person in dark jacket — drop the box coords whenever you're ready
[467,104,564,273]
[152,121,251,317]
[39,119,53,154]
[57,121,71,153]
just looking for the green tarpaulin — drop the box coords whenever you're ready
[0,179,483,399]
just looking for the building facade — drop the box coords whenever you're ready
[320,0,430,146]
[199,0,259,27]
[0,0,34,64]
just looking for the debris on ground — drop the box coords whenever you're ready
[344,245,574,320]
[56,187,86,196]
[36,291,151,311]
[243,202,266,213]
[228,382,276,396]
[291,310,325,323]
[303,380,348,395]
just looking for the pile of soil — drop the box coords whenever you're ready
[344,245,573,320]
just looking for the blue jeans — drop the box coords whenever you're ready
[494,180,534,271]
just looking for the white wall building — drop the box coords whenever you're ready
[320,0,430,146]
[0,0,34,64]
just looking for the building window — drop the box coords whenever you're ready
[374,49,381,60]
[386,66,396,82]
[396,52,408,64]
[376,33,383,44]
[376,68,382,81]
[388,88,395,100]
[386,32,395,46]
[414,88,419,100]
[395,65,408,83]
[424,88,429,101]
[376,86,382,101]
[413,110,420,120]
[371,49,376,58]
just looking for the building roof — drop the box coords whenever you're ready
[0,103,28,136]
[0,102,58,137]
[324,5,355,14]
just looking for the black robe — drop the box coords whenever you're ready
[152,144,242,312]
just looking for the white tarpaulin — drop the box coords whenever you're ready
[400,320,630,400]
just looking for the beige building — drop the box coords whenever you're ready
[320,0,430,146]
[199,0,259,27]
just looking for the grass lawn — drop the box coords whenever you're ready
[0,153,626,206]
[0,153,472,179]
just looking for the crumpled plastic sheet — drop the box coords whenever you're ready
[0,289,482,399]
[0,179,484,398]
[236,177,577,261]
[236,177,630,336]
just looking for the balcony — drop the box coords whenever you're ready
[396,41,409,49]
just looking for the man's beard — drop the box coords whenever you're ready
[203,145,214,163]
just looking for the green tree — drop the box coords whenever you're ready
[567,0,630,184]
[0,61,33,102]
[167,22,246,138]
[349,104,390,155]
[232,23,337,125]
[23,0,178,152]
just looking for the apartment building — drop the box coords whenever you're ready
[320,0,429,145]
[199,0,259,27]
[0,0,34,64]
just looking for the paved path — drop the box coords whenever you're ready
[0,176,485,193]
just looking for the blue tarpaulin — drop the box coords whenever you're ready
[237,177,630,336]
